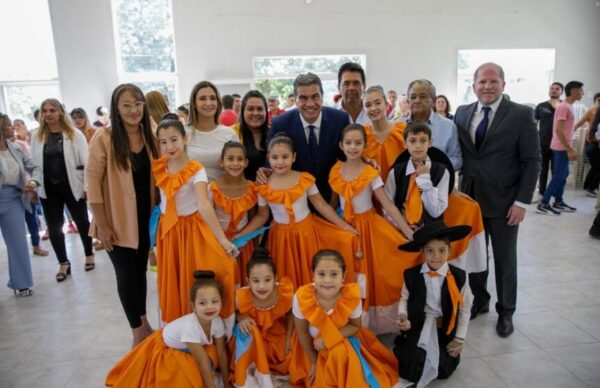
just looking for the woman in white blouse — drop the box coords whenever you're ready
[185,81,239,181]
[30,99,94,282]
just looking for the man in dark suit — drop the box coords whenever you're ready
[266,72,350,201]
[454,63,540,338]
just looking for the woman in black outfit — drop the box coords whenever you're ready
[233,90,269,181]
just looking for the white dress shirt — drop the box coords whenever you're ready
[299,112,322,145]
[468,96,503,143]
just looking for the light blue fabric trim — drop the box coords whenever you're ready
[348,336,380,388]
[233,325,253,363]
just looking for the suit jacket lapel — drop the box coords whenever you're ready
[293,111,309,156]
[460,103,478,154]
[480,99,509,151]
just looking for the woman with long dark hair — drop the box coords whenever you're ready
[231,90,269,181]
[86,83,159,347]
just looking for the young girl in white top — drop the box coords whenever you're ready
[152,114,238,333]
[208,141,258,287]
[106,271,232,388]
[329,123,420,335]
[238,132,358,289]
[289,250,399,387]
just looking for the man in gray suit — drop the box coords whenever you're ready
[454,63,540,338]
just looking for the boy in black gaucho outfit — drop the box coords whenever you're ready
[394,220,473,387]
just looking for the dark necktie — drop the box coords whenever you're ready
[475,106,491,150]
[308,125,318,162]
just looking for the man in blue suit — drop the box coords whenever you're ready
[266,73,350,202]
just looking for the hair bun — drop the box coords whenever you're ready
[251,247,270,261]
[160,112,179,122]
[193,270,216,280]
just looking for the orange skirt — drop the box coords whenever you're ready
[157,213,236,329]
[267,215,356,289]
[105,329,219,388]
[289,328,399,387]
[230,324,291,386]
[352,209,421,334]
[444,194,487,273]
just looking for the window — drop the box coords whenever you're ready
[0,0,60,128]
[253,55,367,107]
[111,0,178,109]
[457,49,556,106]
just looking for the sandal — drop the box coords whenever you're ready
[32,246,49,256]
[56,262,71,282]
[15,288,33,297]
[84,255,95,272]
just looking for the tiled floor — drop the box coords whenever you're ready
[1,189,599,387]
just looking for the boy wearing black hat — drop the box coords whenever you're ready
[394,220,473,387]
[384,122,453,228]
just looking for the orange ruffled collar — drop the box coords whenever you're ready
[329,161,379,222]
[237,277,294,331]
[295,282,360,330]
[256,172,316,223]
[210,181,257,233]
[152,157,203,195]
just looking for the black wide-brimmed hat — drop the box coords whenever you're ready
[398,220,472,252]
[392,146,455,194]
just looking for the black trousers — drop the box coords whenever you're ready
[108,240,150,329]
[538,145,553,195]
[584,142,600,191]
[40,180,93,264]
[469,217,519,317]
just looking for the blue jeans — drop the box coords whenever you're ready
[24,201,41,247]
[0,186,34,290]
[542,150,569,204]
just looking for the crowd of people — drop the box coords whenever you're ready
[1,60,599,387]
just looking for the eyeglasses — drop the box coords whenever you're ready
[118,101,145,113]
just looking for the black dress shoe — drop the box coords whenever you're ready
[496,315,514,338]
[470,302,489,320]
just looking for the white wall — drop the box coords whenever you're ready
[48,0,600,112]
[47,0,118,117]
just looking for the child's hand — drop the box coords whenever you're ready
[396,314,411,331]
[414,160,430,176]
[446,339,464,358]
[220,239,239,258]
[313,337,325,351]
[237,317,256,336]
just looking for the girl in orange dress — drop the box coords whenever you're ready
[152,114,239,334]
[236,133,358,289]
[329,124,420,334]
[289,250,400,387]
[106,271,232,388]
[230,248,294,387]
[362,86,407,182]
[208,141,258,287]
